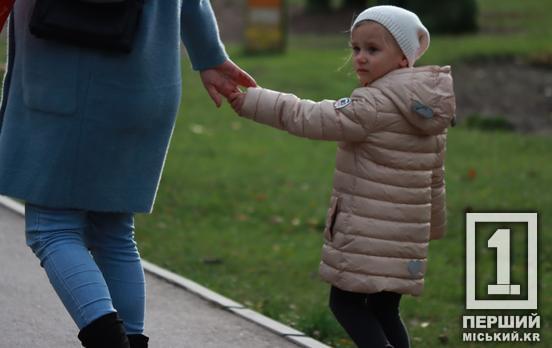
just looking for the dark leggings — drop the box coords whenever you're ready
[329,286,410,348]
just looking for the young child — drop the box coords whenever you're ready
[229,5,455,348]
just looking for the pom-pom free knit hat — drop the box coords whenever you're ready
[351,5,430,67]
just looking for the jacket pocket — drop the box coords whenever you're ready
[323,196,340,242]
[21,23,80,115]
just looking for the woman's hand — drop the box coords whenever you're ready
[200,60,256,108]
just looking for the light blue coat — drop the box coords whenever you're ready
[0,0,228,212]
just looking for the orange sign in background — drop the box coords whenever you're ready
[245,0,286,53]
[248,0,282,7]
[0,0,14,30]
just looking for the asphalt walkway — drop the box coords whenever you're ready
[0,199,329,348]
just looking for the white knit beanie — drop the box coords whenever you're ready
[351,5,430,67]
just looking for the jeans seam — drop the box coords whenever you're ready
[48,240,91,327]
[33,206,91,327]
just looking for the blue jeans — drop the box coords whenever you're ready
[25,203,146,334]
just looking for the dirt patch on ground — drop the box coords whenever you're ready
[212,1,552,134]
[452,59,552,134]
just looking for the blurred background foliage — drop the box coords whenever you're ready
[305,0,477,33]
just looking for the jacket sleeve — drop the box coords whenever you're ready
[429,165,447,240]
[180,0,228,71]
[239,87,378,141]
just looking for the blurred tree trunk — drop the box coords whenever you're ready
[376,0,478,33]
[342,0,368,11]
[306,0,331,13]
[376,0,408,7]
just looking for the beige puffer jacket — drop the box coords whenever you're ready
[239,66,455,296]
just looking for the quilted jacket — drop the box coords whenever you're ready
[239,66,456,296]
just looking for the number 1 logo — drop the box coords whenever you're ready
[466,213,538,310]
[487,228,521,295]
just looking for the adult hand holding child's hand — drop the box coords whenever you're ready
[200,59,256,108]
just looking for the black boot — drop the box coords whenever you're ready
[128,334,149,348]
[78,312,130,348]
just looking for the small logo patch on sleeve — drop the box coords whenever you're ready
[407,260,424,277]
[334,97,352,109]
[411,99,434,119]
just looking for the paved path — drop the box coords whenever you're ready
[0,202,326,348]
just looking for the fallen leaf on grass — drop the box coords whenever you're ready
[338,338,353,345]
[307,218,320,228]
[467,168,477,181]
[202,257,223,265]
[255,193,267,201]
[236,213,249,221]
[190,124,205,134]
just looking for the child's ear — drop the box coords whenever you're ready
[399,55,409,68]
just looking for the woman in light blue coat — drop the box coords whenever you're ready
[0,1,255,346]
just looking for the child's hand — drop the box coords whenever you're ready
[228,90,246,114]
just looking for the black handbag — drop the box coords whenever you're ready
[29,0,145,53]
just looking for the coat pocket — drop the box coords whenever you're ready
[21,17,80,116]
[323,196,340,242]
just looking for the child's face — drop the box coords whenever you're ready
[350,21,408,86]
